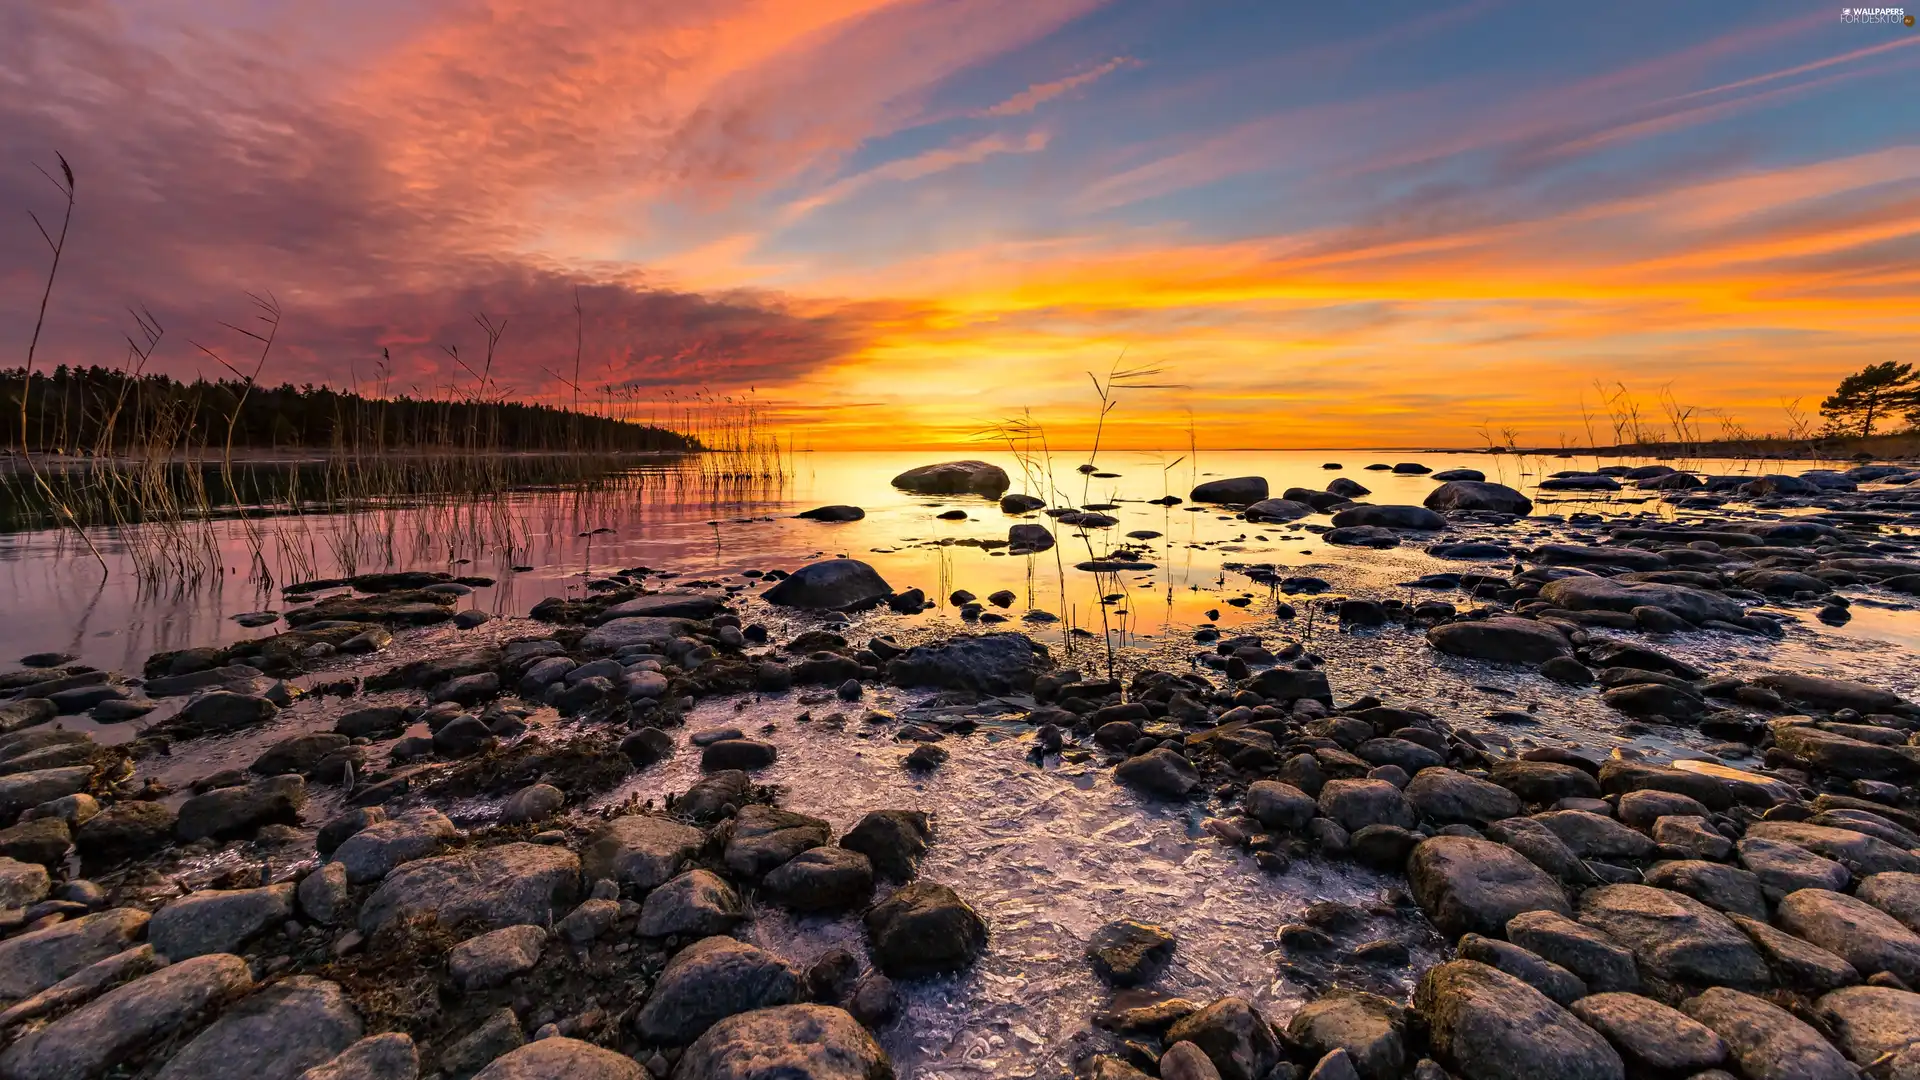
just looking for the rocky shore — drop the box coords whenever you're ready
[1,459,1919,1079]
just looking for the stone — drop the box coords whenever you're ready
[0,907,150,1000]
[884,633,1048,694]
[633,936,800,1044]
[1457,933,1587,1005]
[1739,836,1851,898]
[1160,1041,1224,1080]
[762,560,894,611]
[1577,884,1771,992]
[331,809,459,883]
[1425,481,1532,515]
[1164,997,1282,1080]
[0,818,69,866]
[439,1008,524,1076]
[317,807,386,857]
[1771,723,1920,784]
[0,767,93,820]
[1539,577,1743,624]
[1859,872,1920,934]
[174,690,281,733]
[1405,768,1523,826]
[1284,991,1409,1080]
[580,617,696,652]
[1244,498,1313,522]
[1568,992,1727,1075]
[763,848,874,914]
[0,954,254,1080]
[299,1033,420,1080]
[1504,909,1639,993]
[1426,618,1572,664]
[449,925,547,991]
[1681,987,1855,1080]
[1643,860,1768,920]
[639,870,744,937]
[672,1004,890,1080]
[472,1038,643,1080]
[701,739,778,771]
[836,810,928,882]
[0,855,50,908]
[176,775,306,842]
[1746,821,1920,877]
[1318,779,1416,832]
[149,883,295,960]
[865,881,988,978]
[1756,673,1908,714]
[595,593,726,621]
[1534,810,1656,861]
[582,815,706,890]
[1330,505,1446,530]
[1728,914,1860,993]
[1115,748,1200,798]
[1488,760,1601,804]
[155,976,363,1080]
[1415,960,1624,1080]
[1191,477,1270,503]
[892,460,1011,496]
[1244,781,1317,832]
[358,843,581,936]
[1085,920,1175,987]
[1408,836,1571,938]
[299,862,353,925]
[1485,816,1594,884]
[1618,789,1710,829]
[1777,889,1920,986]
[723,805,830,879]
[1814,985,1920,1076]
[251,734,352,777]
[501,784,565,826]
[556,898,619,943]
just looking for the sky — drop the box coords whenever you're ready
[2,0,1917,449]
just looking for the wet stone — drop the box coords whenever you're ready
[1408,836,1572,939]
[864,881,988,978]
[1164,997,1282,1080]
[632,936,800,1045]
[1577,884,1772,993]
[638,870,744,937]
[1283,990,1409,1080]
[1085,919,1176,987]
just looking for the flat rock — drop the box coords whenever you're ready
[151,884,295,960]
[176,775,306,842]
[1577,884,1771,992]
[762,848,874,914]
[884,633,1048,694]
[672,1004,890,1080]
[634,936,800,1045]
[581,815,706,890]
[1728,913,1860,994]
[1681,987,1855,1080]
[155,976,362,1080]
[1858,872,1920,934]
[0,907,150,999]
[1426,618,1571,664]
[1425,481,1531,515]
[1404,768,1523,826]
[1756,672,1908,714]
[892,460,1011,496]
[1534,809,1656,861]
[1644,860,1767,920]
[0,953,254,1080]
[1507,909,1642,993]
[594,593,725,622]
[1777,888,1920,986]
[1539,577,1743,624]
[358,843,580,937]
[1415,960,1624,1080]
[1739,835,1851,897]
[1746,821,1920,877]
[1408,836,1571,938]
[1814,985,1920,1077]
[1191,477,1269,504]
[0,766,93,820]
[722,805,829,879]
[579,617,696,652]
[1569,992,1726,1074]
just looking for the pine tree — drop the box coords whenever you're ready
[1820,362,1920,438]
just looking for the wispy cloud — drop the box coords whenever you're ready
[978,55,1133,116]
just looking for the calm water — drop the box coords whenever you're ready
[0,449,1869,670]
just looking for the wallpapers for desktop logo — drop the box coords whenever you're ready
[1840,6,1913,23]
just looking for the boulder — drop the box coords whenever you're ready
[358,843,581,936]
[1244,499,1313,523]
[672,1004,890,1080]
[1425,481,1532,515]
[884,633,1048,694]
[0,855,50,908]
[1728,914,1860,994]
[1191,477,1269,504]
[1488,760,1601,804]
[763,848,874,914]
[1568,992,1727,1075]
[150,884,295,960]
[1756,672,1908,714]
[864,881,988,978]
[0,954,254,1080]
[297,1032,419,1080]
[1244,781,1317,832]
[762,559,894,611]
[581,815,706,890]
[473,1038,644,1080]
[594,593,726,621]
[1576,884,1771,991]
[0,907,150,1000]
[722,805,830,879]
[1285,991,1409,1080]
[1643,860,1767,921]
[1164,997,1282,1080]
[155,976,362,1080]
[633,936,800,1045]
[1485,816,1595,884]
[1738,836,1851,898]
[1415,960,1624,1080]
[1318,779,1417,832]
[1814,985,1920,1076]
[1533,810,1656,861]
[1115,748,1201,798]
[1085,920,1176,988]
[1776,889,1920,986]
[250,734,351,777]
[1408,836,1571,938]
[175,775,306,842]
[174,690,280,733]
[1539,576,1743,624]
[1405,768,1523,826]
[891,460,1011,496]
[1507,909,1642,994]
[1745,821,1920,877]
[1681,987,1855,1080]
[1426,618,1572,664]
[640,870,745,937]
[448,924,547,991]
[1330,505,1446,530]
[1457,934,1586,1005]
[1858,872,1920,934]
[330,809,458,883]
[0,766,93,820]
[1770,723,1920,783]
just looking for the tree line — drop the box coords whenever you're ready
[0,365,697,455]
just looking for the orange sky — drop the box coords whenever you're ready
[4,1,1918,448]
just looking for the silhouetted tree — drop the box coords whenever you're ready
[1820,362,1920,438]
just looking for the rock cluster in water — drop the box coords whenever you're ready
[0,459,1918,1078]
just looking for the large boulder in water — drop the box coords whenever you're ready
[891,460,1009,496]
[1539,576,1743,624]
[1425,481,1532,515]
[763,559,893,611]
[1427,618,1571,664]
[674,1005,890,1080]
[1331,505,1446,530]
[1244,499,1312,522]
[1191,477,1269,503]
[864,881,987,977]
[884,632,1048,693]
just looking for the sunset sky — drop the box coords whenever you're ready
[3,0,1918,449]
